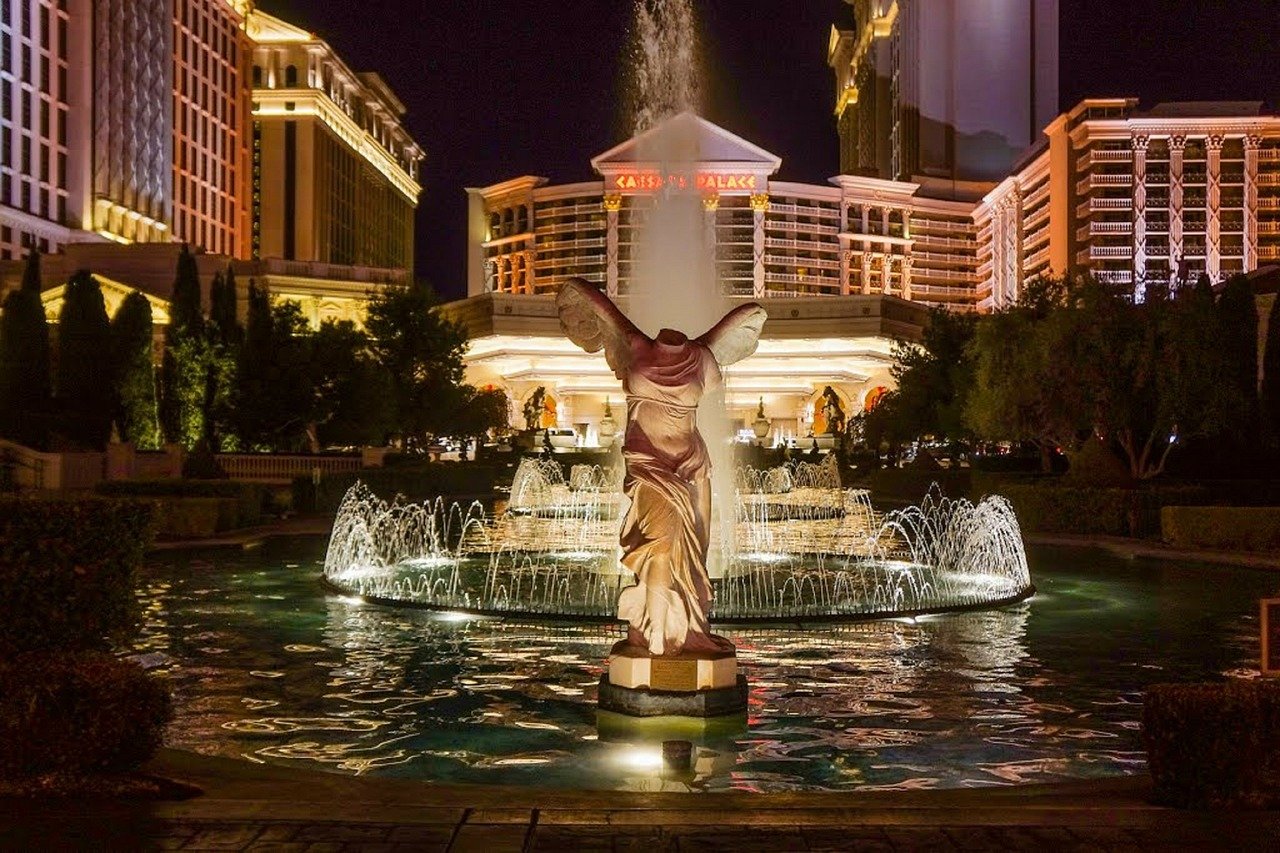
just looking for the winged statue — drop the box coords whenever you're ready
[556,278,767,656]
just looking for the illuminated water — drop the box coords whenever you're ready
[134,539,1270,791]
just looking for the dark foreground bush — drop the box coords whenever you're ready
[0,497,153,654]
[1144,680,1280,809]
[0,652,171,778]
[96,479,265,528]
[293,463,498,513]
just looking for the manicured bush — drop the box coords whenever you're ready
[1000,484,1209,537]
[96,479,264,528]
[1144,680,1280,809]
[1001,484,1130,535]
[856,467,972,503]
[0,652,171,778]
[0,498,153,654]
[293,463,499,513]
[1161,506,1280,552]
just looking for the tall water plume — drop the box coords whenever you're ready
[630,0,701,135]
[625,0,736,573]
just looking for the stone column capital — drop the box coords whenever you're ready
[750,193,770,213]
[603,194,622,212]
[1246,134,1264,150]
[1168,135,1188,152]
[1131,134,1150,152]
[1206,134,1226,151]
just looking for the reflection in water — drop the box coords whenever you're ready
[132,540,1269,792]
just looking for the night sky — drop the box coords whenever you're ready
[258,1,1280,300]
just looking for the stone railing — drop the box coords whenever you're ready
[0,438,104,491]
[214,453,365,484]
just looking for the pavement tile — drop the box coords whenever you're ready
[242,843,312,853]
[614,834,678,853]
[184,824,264,849]
[448,823,530,853]
[385,824,455,845]
[255,824,303,842]
[530,827,616,851]
[970,826,1083,852]
[674,831,808,852]
[294,825,392,843]
[879,826,958,851]
[803,828,894,852]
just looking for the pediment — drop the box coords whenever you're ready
[591,112,782,173]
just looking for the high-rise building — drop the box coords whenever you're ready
[247,11,423,273]
[829,0,1058,197]
[171,0,251,259]
[3,1,417,276]
[0,0,74,259]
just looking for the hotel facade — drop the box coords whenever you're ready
[1,2,423,332]
[451,100,1280,443]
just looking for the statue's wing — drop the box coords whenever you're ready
[696,302,767,366]
[555,277,641,375]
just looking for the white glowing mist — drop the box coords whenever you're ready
[625,0,735,575]
[631,0,701,134]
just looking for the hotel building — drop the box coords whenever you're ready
[451,99,1280,442]
[246,10,423,273]
[1,3,422,333]
[828,0,1059,194]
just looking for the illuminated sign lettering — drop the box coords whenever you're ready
[608,172,761,193]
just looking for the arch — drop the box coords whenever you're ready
[284,64,298,87]
[862,385,890,412]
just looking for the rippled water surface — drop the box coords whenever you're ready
[133,539,1271,792]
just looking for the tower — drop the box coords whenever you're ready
[829,0,1059,199]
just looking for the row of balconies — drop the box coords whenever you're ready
[765,236,835,253]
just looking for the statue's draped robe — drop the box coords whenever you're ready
[614,331,726,655]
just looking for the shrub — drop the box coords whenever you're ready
[1144,680,1280,809]
[1001,484,1209,537]
[96,479,264,528]
[294,463,498,513]
[0,652,171,778]
[1161,506,1280,552]
[0,498,153,654]
[856,467,972,503]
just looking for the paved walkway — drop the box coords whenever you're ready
[3,751,1276,852]
[1024,531,1280,571]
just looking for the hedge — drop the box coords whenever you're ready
[0,652,171,778]
[96,479,265,528]
[1161,506,1280,552]
[293,463,499,513]
[1000,484,1209,537]
[1144,680,1280,809]
[0,497,153,654]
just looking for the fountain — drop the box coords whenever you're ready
[324,0,1031,638]
[323,470,1033,622]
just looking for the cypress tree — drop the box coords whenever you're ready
[56,270,113,449]
[234,279,273,448]
[161,245,207,447]
[110,291,160,450]
[0,247,53,446]
[206,266,242,449]
[1262,294,1280,448]
[1216,274,1260,444]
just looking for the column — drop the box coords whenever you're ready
[1006,191,1023,304]
[751,192,769,299]
[604,194,621,297]
[881,251,893,295]
[1168,135,1186,280]
[523,247,536,294]
[839,247,852,295]
[1206,134,1224,280]
[860,250,872,295]
[901,255,913,301]
[992,202,1006,308]
[703,195,719,295]
[1131,135,1149,283]
[1245,135,1261,272]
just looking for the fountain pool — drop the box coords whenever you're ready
[134,537,1271,792]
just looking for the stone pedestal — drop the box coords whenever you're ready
[599,641,748,719]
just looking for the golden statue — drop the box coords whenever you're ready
[556,278,766,656]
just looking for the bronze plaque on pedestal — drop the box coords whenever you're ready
[650,658,699,692]
[1264,598,1280,677]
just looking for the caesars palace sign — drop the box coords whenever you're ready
[607,171,763,192]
